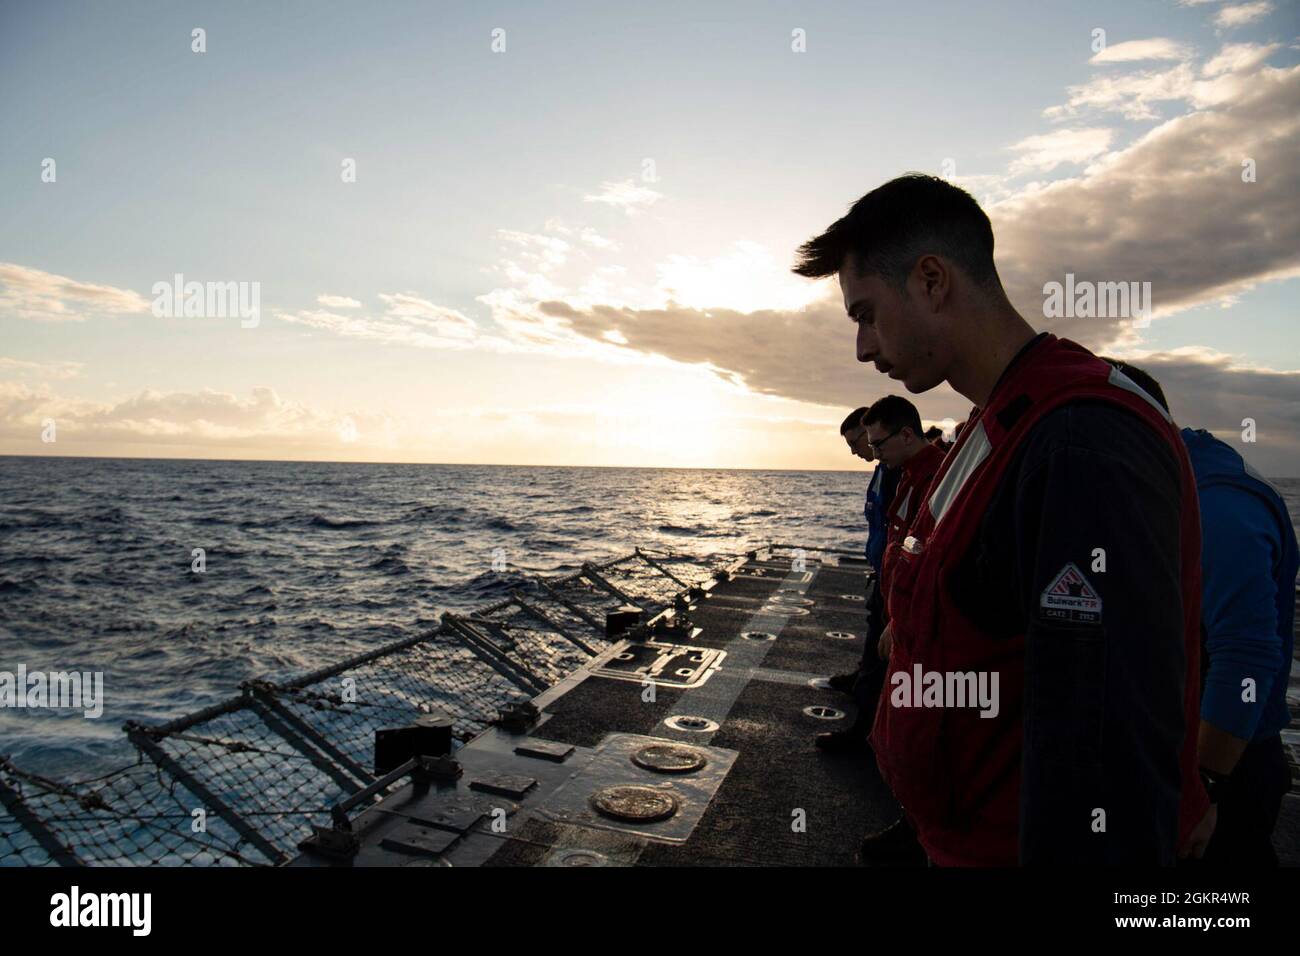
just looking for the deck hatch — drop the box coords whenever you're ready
[533,733,736,843]
[591,640,724,689]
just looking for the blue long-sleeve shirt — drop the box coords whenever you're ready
[1182,428,1298,741]
[864,463,898,572]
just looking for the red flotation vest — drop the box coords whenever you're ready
[870,334,1208,865]
[880,441,946,591]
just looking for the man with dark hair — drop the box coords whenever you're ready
[923,425,950,450]
[822,397,942,755]
[794,173,1211,865]
[862,396,945,594]
[1102,359,1297,865]
[818,406,899,750]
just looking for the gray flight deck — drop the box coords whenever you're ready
[292,548,902,867]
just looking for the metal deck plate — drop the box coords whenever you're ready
[514,740,576,762]
[468,773,538,799]
[380,824,460,857]
[590,785,680,822]
[531,733,736,843]
[631,743,708,774]
[591,640,725,688]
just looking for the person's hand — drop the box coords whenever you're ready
[877,623,893,660]
[1179,804,1217,860]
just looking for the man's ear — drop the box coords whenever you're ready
[915,255,950,308]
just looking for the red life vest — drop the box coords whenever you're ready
[880,441,946,591]
[869,334,1207,865]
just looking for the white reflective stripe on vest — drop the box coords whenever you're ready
[927,420,992,526]
[895,487,912,524]
[1107,366,1173,424]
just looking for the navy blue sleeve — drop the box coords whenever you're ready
[1013,403,1187,865]
[1198,482,1282,739]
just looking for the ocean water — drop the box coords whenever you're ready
[0,456,869,775]
[2,456,1297,779]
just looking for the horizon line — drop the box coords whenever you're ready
[0,452,875,475]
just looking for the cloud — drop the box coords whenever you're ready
[0,263,150,322]
[1090,38,1195,64]
[0,357,83,380]
[277,293,489,350]
[1008,127,1115,173]
[583,179,663,214]
[543,219,619,250]
[0,381,399,451]
[995,59,1300,345]
[316,294,361,308]
[1203,41,1284,74]
[1214,1,1274,29]
[532,297,924,411]
[497,229,572,270]
[1045,62,1197,121]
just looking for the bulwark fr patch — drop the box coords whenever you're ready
[1039,562,1103,624]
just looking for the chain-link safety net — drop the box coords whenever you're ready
[0,548,742,867]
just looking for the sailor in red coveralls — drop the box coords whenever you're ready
[793,174,1214,864]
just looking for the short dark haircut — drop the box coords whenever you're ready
[1100,357,1171,413]
[863,395,923,438]
[923,426,944,441]
[792,173,1002,293]
[840,406,869,434]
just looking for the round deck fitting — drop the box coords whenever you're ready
[761,604,809,616]
[769,592,814,607]
[632,743,708,774]
[590,785,680,822]
[825,630,856,640]
[741,630,776,641]
[803,705,846,720]
[549,849,609,867]
[839,593,866,602]
[664,714,720,733]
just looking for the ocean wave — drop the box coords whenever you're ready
[369,555,411,575]
[308,514,382,530]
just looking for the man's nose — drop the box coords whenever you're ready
[856,322,878,364]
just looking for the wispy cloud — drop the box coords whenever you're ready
[1008,127,1115,173]
[0,357,84,380]
[1214,1,1274,29]
[583,179,663,215]
[316,294,361,308]
[1045,62,1197,120]
[0,381,391,449]
[0,263,150,322]
[1090,38,1195,63]
[277,292,486,351]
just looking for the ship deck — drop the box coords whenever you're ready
[292,549,893,866]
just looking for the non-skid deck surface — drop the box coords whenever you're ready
[292,552,897,867]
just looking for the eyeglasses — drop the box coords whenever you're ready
[867,426,905,453]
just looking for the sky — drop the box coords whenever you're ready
[1,0,1298,472]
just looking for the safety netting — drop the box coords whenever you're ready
[0,548,738,867]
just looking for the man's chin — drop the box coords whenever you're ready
[900,371,939,394]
